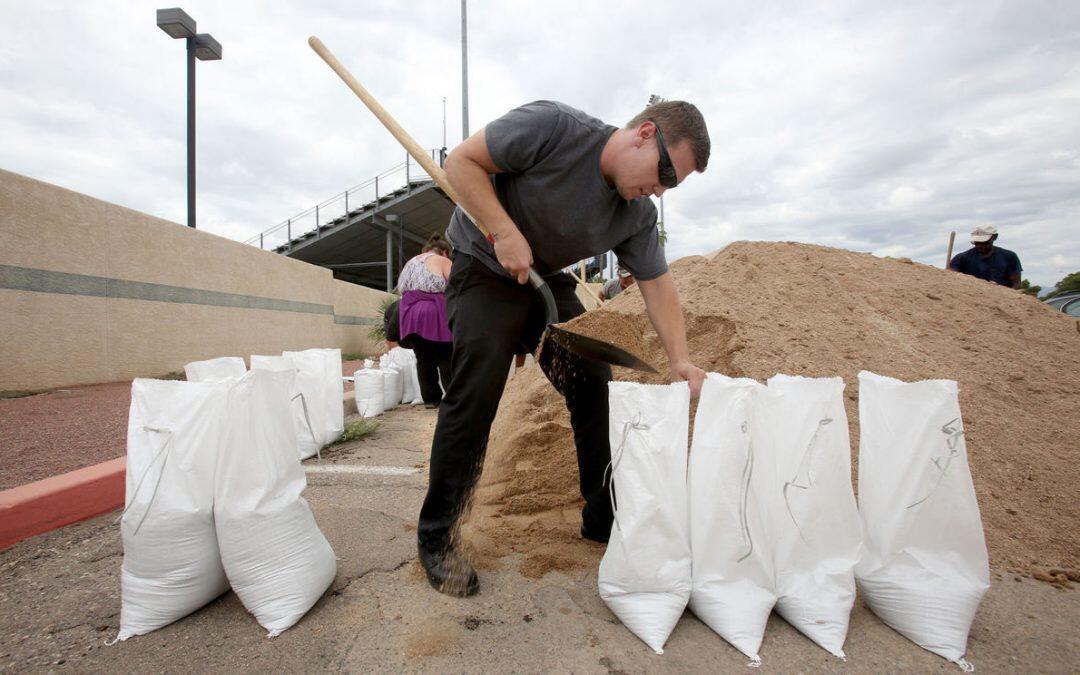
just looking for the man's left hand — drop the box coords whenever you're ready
[671,360,706,398]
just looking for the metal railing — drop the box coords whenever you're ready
[246,148,446,251]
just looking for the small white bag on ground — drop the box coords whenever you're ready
[754,374,861,658]
[183,356,246,382]
[599,382,692,655]
[380,368,403,411]
[283,348,344,447]
[251,355,321,460]
[855,371,989,670]
[215,369,337,637]
[688,374,775,664]
[116,378,230,641]
[354,369,385,417]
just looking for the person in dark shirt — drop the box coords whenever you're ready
[949,225,1022,288]
[418,99,710,597]
[382,298,401,349]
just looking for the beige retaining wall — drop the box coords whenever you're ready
[0,169,392,391]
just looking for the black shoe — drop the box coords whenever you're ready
[580,523,611,544]
[418,543,479,597]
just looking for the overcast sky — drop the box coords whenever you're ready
[2,1,1078,289]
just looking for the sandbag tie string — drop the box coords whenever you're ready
[603,413,650,533]
[115,426,173,536]
[291,391,321,461]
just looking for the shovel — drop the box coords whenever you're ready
[309,36,655,374]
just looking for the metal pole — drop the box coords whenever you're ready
[315,205,320,238]
[442,96,447,148]
[386,230,393,292]
[186,37,196,228]
[398,214,404,273]
[287,218,291,249]
[461,0,469,140]
[406,151,410,187]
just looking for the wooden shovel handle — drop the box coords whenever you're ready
[307,36,486,236]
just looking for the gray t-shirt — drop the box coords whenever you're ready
[444,101,667,281]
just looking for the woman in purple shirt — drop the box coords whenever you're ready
[397,233,454,406]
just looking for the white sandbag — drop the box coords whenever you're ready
[599,382,692,655]
[250,355,321,460]
[688,374,775,664]
[387,347,423,405]
[283,348,345,448]
[183,356,246,382]
[363,359,374,369]
[354,369,385,417]
[380,368,403,411]
[115,378,230,641]
[754,374,861,658]
[855,372,989,670]
[215,369,337,637]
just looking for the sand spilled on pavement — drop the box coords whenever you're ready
[460,241,1080,580]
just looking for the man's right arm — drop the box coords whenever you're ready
[444,130,533,284]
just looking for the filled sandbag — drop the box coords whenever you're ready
[214,369,337,637]
[115,378,230,641]
[282,348,344,447]
[381,368,403,411]
[855,371,989,670]
[250,355,321,460]
[688,374,775,664]
[387,347,423,405]
[754,374,862,658]
[599,382,692,654]
[354,369,385,417]
[183,356,245,382]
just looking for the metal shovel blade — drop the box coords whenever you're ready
[544,324,657,373]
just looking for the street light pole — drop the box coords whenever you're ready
[187,35,196,229]
[461,0,469,141]
[157,8,221,229]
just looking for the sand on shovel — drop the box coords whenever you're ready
[459,241,1080,580]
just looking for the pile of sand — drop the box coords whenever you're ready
[460,241,1080,579]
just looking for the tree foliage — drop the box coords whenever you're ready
[1019,279,1041,296]
[1045,271,1080,299]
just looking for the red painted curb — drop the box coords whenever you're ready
[0,457,126,550]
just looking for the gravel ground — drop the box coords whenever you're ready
[0,383,131,490]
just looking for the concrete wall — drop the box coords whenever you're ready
[0,169,392,390]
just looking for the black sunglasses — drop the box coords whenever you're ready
[649,118,678,189]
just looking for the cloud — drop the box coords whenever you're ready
[1,0,1077,289]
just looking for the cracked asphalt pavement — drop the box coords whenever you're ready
[2,404,1078,673]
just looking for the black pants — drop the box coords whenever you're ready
[408,336,452,404]
[417,253,613,551]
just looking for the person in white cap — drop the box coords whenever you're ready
[948,225,1022,288]
[600,264,635,301]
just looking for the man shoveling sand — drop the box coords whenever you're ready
[417,100,711,596]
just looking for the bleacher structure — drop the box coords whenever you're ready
[245,150,455,291]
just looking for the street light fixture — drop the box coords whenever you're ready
[156,8,222,229]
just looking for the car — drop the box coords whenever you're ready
[1045,292,1080,317]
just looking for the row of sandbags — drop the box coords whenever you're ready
[183,349,345,459]
[115,351,345,641]
[599,371,988,670]
[354,348,425,417]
